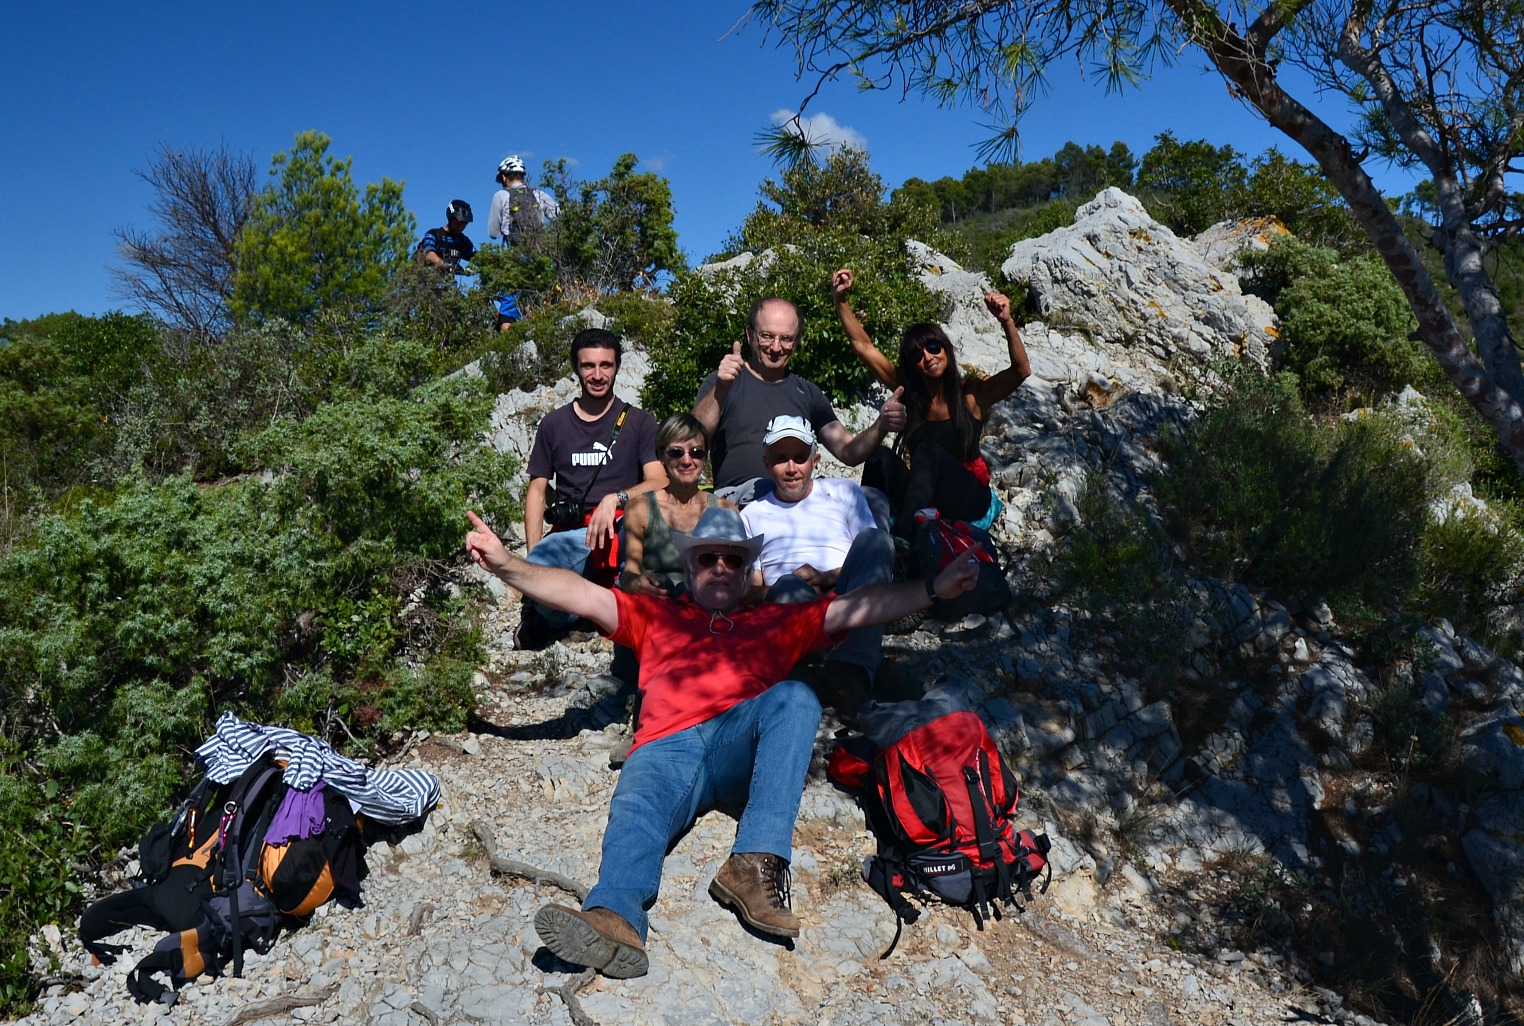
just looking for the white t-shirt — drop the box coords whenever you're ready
[741,478,877,586]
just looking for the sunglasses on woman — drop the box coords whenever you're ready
[918,340,945,357]
[664,445,707,461]
[695,551,745,570]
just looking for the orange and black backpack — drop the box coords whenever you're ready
[82,754,363,1005]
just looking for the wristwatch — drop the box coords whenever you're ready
[616,490,629,509]
[924,577,942,604]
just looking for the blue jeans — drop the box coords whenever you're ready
[582,679,822,940]
[524,527,619,627]
[765,528,894,680]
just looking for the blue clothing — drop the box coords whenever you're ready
[417,226,475,268]
[582,679,822,940]
[524,526,622,627]
[764,528,894,679]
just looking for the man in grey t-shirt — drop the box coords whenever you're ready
[693,296,905,504]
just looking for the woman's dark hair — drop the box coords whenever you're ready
[656,412,710,455]
[569,327,623,366]
[895,323,979,462]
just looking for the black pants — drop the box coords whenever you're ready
[864,443,990,537]
[79,865,210,961]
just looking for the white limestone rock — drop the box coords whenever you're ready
[1002,188,1278,370]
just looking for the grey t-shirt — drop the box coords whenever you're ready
[698,368,839,488]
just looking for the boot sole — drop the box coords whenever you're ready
[534,905,649,979]
[707,878,801,938]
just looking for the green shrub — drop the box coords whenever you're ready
[1158,366,1437,613]
[1418,504,1524,641]
[1036,476,1198,684]
[0,313,162,503]
[595,291,674,348]
[0,761,87,1016]
[382,262,499,359]
[0,375,514,1012]
[1240,237,1430,402]
[1043,475,1169,604]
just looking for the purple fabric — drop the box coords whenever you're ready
[265,781,328,846]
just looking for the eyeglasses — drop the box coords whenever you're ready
[664,445,707,462]
[753,330,798,347]
[918,340,945,358]
[695,551,746,570]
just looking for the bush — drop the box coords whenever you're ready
[1418,504,1524,643]
[472,154,684,315]
[0,312,162,503]
[1158,366,1437,613]
[1035,475,1199,684]
[1240,237,1429,402]
[382,262,500,359]
[0,375,515,1013]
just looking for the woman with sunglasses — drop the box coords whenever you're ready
[619,413,737,599]
[831,267,1032,538]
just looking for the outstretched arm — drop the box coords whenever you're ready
[820,385,907,467]
[466,511,619,632]
[831,268,899,388]
[823,550,982,633]
[967,291,1033,419]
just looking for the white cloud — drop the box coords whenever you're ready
[768,109,868,155]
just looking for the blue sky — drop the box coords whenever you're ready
[2,1,1416,323]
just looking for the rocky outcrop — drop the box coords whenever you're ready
[1001,188,1279,368]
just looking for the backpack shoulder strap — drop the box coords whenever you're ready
[213,760,285,978]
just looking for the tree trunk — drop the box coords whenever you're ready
[1162,0,1524,472]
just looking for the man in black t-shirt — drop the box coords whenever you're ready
[519,329,664,648]
[693,296,905,505]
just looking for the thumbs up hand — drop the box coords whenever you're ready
[880,385,907,433]
[718,339,745,384]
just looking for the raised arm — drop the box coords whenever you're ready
[467,511,619,631]
[692,341,745,434]
[820,386,906,467]
[823,550,981,633]
[967,291,1033,420]
[831,268,899,388]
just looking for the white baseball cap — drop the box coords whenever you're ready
[762,414,816,448]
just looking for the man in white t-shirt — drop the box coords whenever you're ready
[740,415,894,721]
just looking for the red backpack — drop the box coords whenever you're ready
[828,686,1050,955]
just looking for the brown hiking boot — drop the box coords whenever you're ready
[533,904,649,979]
[708,852,801,938]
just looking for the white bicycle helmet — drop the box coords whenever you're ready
[497,155,527,178]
